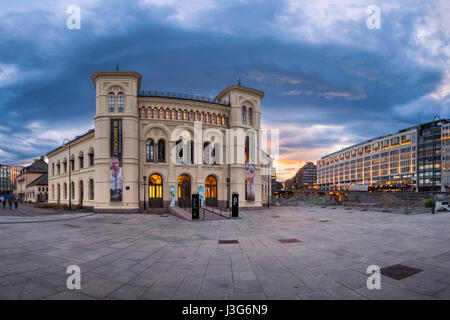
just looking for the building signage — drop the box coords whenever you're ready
[110,119,123,201]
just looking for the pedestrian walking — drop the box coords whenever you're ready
[14,199,18,209]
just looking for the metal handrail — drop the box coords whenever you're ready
[201,205,231,219]
[138,90,230,106]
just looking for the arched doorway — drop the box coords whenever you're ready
[79,180,84,207]
[178,174,191,208]
[149,174,163,208]
[205,175,217,207]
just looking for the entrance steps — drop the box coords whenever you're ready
[168,206,193,221]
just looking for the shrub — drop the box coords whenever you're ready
[424,199,435,208]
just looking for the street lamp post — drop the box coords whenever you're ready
[142,176,147,212]
[63,139,71,211]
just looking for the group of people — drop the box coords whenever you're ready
[1,197,19,210]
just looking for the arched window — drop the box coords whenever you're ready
[78,151,84,169]
[88,147,94,166]
[141,107,145,118]
[203,142,211,165]
[71,182,75,200]
[248,107,253,126]
[64,183,67,199]
[188,111,193,121]
[221,115,225,125]
[245,135,249,163]
[63,158,67,173]
[51,184,55,199]
[157,139,165,163]
[171,109,176,120]
[159,108,164,119]
[147,108,152,118]
[70,154,75,171]
[149,174,163,207]
[89,179,94,200]
[211,114,215,123]
[205,175,217,207]
[153,108,157,118]
[165,109,170,119]
[108,93,115,112]
[52,163,55,176]
[242,106,247,125]
[206,113,210,123]
[200,112,204,122]
[195,111,199,121]
[176,138,193,164]
[146,139,154,162]
[118,93,124,112]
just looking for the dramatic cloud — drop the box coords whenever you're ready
[0,0,448,179]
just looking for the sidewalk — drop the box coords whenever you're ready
[0,203,95,224]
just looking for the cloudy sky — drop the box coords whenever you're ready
[0,0,449,180]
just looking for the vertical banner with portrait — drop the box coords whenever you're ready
[169,185,175,207]
[246,163,255,201]
[110,119,123,201]
[198,185,204,207]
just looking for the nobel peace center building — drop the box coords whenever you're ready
[47,70,271,213]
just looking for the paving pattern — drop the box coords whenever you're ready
[0,205,449,300]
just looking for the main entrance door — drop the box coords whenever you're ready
[149,174,163,208]
[178,174,191,208]
[205,175,217,207]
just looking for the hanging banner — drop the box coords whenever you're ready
[110,119,123,201]
[198,185,204,207]
[246,163,255,201]
[169,185,175,207]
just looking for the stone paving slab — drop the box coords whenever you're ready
[0,206,449,299]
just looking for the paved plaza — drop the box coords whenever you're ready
[0,205,449,300]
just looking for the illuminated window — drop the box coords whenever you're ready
[178,110,182,120]
[195,112,199,121]
[149,174,163,199]
[159,108,164,119]
[206,113,210,123]
[165,109,170,119]
[183,110,187,120]
[153,108,157,118]
[221,115,225,125]
[172,109,175,120]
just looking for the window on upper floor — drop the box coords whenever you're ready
[146,139,154,162]
[248,108,253,126]
[117,93,124,112]
[242,107,247,125]
[108,93,115,112]
[157,139,165,163]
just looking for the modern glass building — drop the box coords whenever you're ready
[317,119,450,192]
[0,164,23,199]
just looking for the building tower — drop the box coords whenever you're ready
[91,71,142,212]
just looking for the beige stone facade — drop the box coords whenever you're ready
[47,70,269,213]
